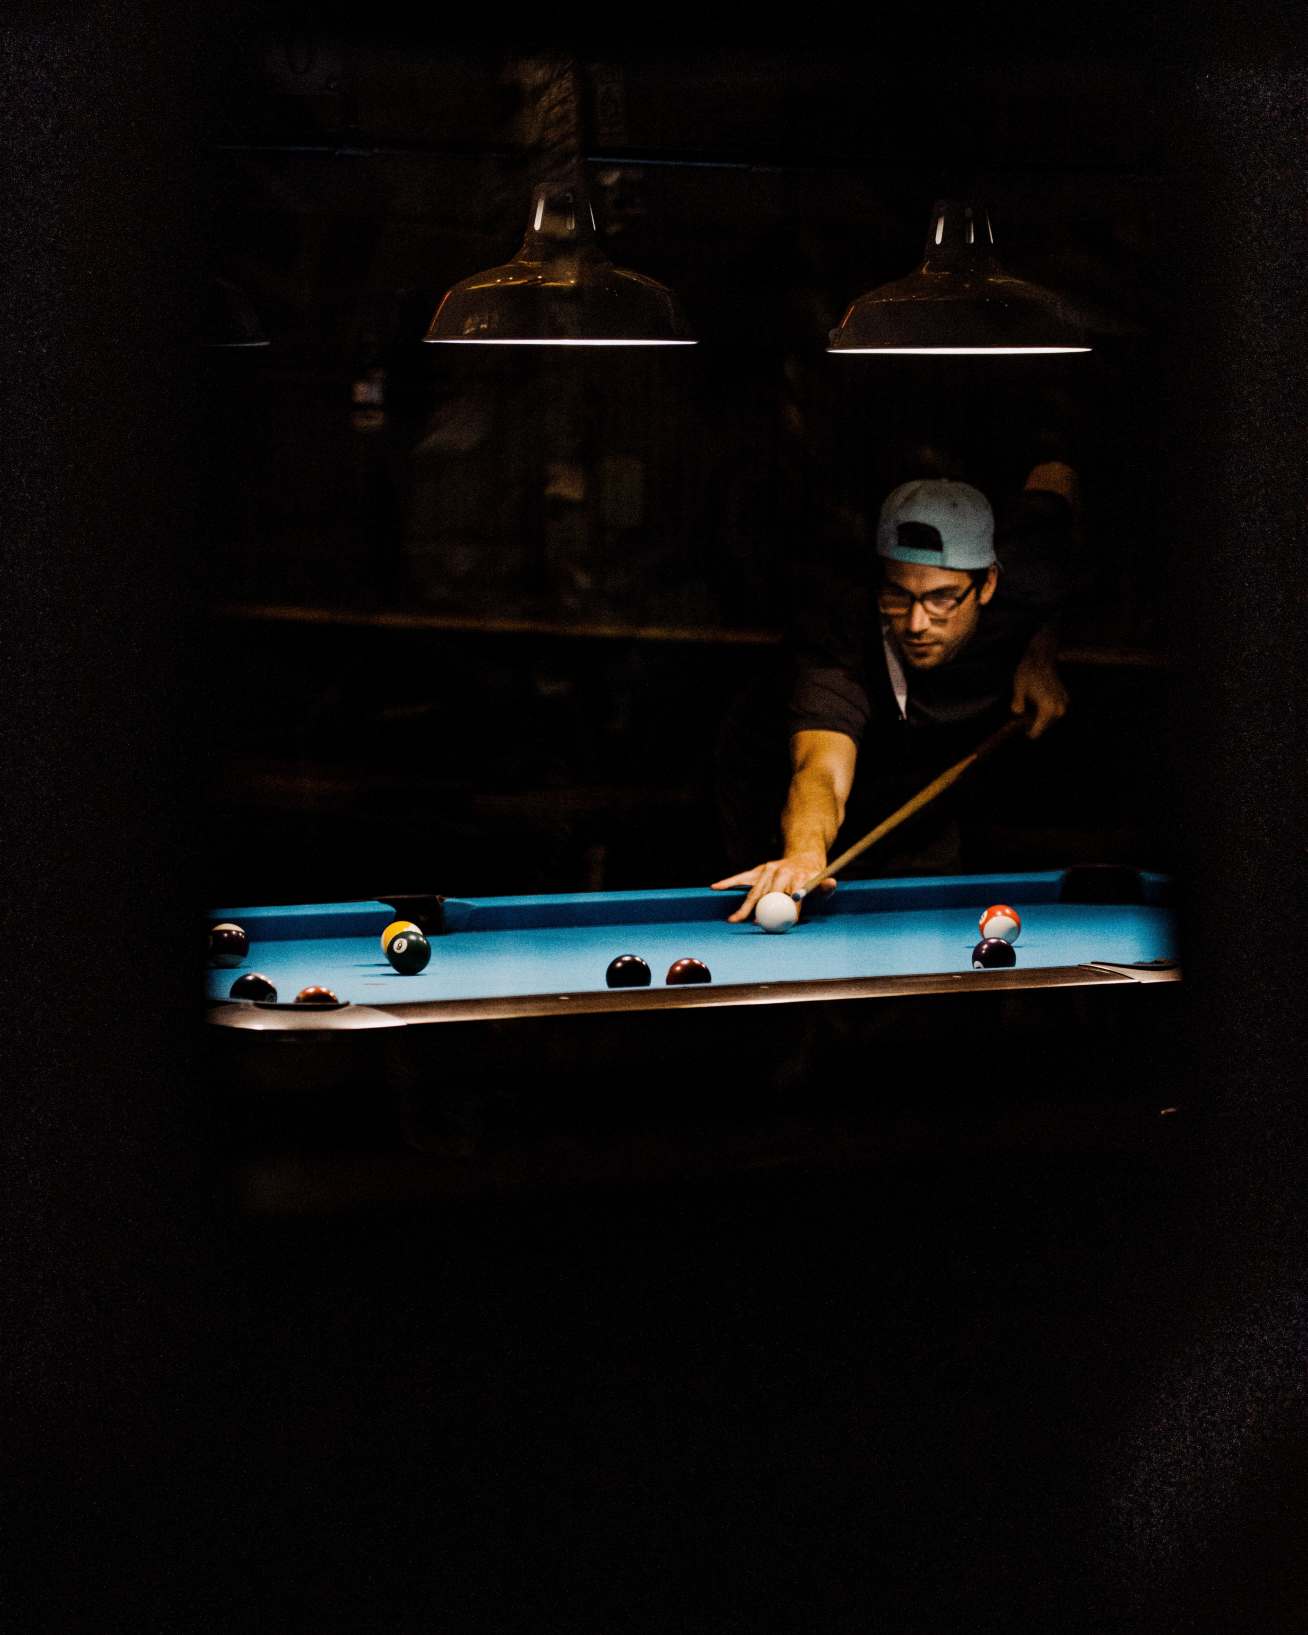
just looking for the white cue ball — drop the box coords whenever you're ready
[755,891,800,933]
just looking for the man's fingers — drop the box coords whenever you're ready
[727,885,769,923]
[717,860,832,922]
[729,872,788,922]
[1027,695,1068,739]
[710,870,760,891]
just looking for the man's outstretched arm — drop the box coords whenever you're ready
[711,730,857,923]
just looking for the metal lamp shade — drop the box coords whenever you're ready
[426,188,695,347]
[829,200,1091,355]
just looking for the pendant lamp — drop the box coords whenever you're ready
[425,184,694,346]
[829,199,1090,355]
[426,60,693,348]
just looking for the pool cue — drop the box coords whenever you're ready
[793,715,1028,899]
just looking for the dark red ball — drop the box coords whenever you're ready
[293,985,341,1006]
[666,957,712,986]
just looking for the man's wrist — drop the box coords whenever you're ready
[778,843,827,869]
[1020,626,1060,666]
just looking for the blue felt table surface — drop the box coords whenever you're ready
[207,874,1177,1005]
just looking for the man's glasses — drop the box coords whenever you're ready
[876,579,979,620]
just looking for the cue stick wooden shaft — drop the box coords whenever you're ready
[795,716,1028,898]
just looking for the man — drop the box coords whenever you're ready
[712,463,1083,922]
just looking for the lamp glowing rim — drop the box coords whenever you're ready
[425,337,698,347]
[827,344,1092,356]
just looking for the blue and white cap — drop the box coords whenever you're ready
[876,478,996,570]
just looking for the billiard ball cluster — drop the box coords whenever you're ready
[381,919,431,975]
[380,922,431,967]
[213,916,360,1008]
[606,955,711,988]
[972,902,1021,969]
[226,972,342,1006]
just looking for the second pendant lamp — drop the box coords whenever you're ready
[829,199,1091,355]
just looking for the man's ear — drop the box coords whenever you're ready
[978,565,999,605]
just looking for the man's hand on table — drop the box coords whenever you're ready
[710,857,838,924]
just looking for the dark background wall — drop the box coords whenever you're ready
[196,36,1176,904]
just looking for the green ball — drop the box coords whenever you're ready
[385,931,431,975]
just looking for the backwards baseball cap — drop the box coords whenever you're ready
[876,478,996,570]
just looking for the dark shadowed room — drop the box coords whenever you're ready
[7,10,1305,1633]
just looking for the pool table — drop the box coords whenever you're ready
[205,868,1183,1212]
[208,867,1177,1029]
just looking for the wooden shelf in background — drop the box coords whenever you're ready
[213,601,1169,665]
[209,756,700,817]
[212,601,781,646]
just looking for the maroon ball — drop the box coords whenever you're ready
[293,985,341,1006]
[666,957,712,986]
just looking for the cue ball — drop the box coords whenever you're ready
[755,891,799,933]
[972,938,1017,970]
[979,904,1021,943]
[293,985,340,1005]
[386,931,431,975]
[381,919,422,954]
[209,922,248,967]
[666,957,711,985]
[229,972,277,1003]
[606,955,651,988]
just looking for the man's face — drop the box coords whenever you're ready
[878,562,997,670]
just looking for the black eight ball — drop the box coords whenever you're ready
[386,931,432,975]
[229,972,277,1002]
[606,955,651,988]
[972,937,1017,970]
